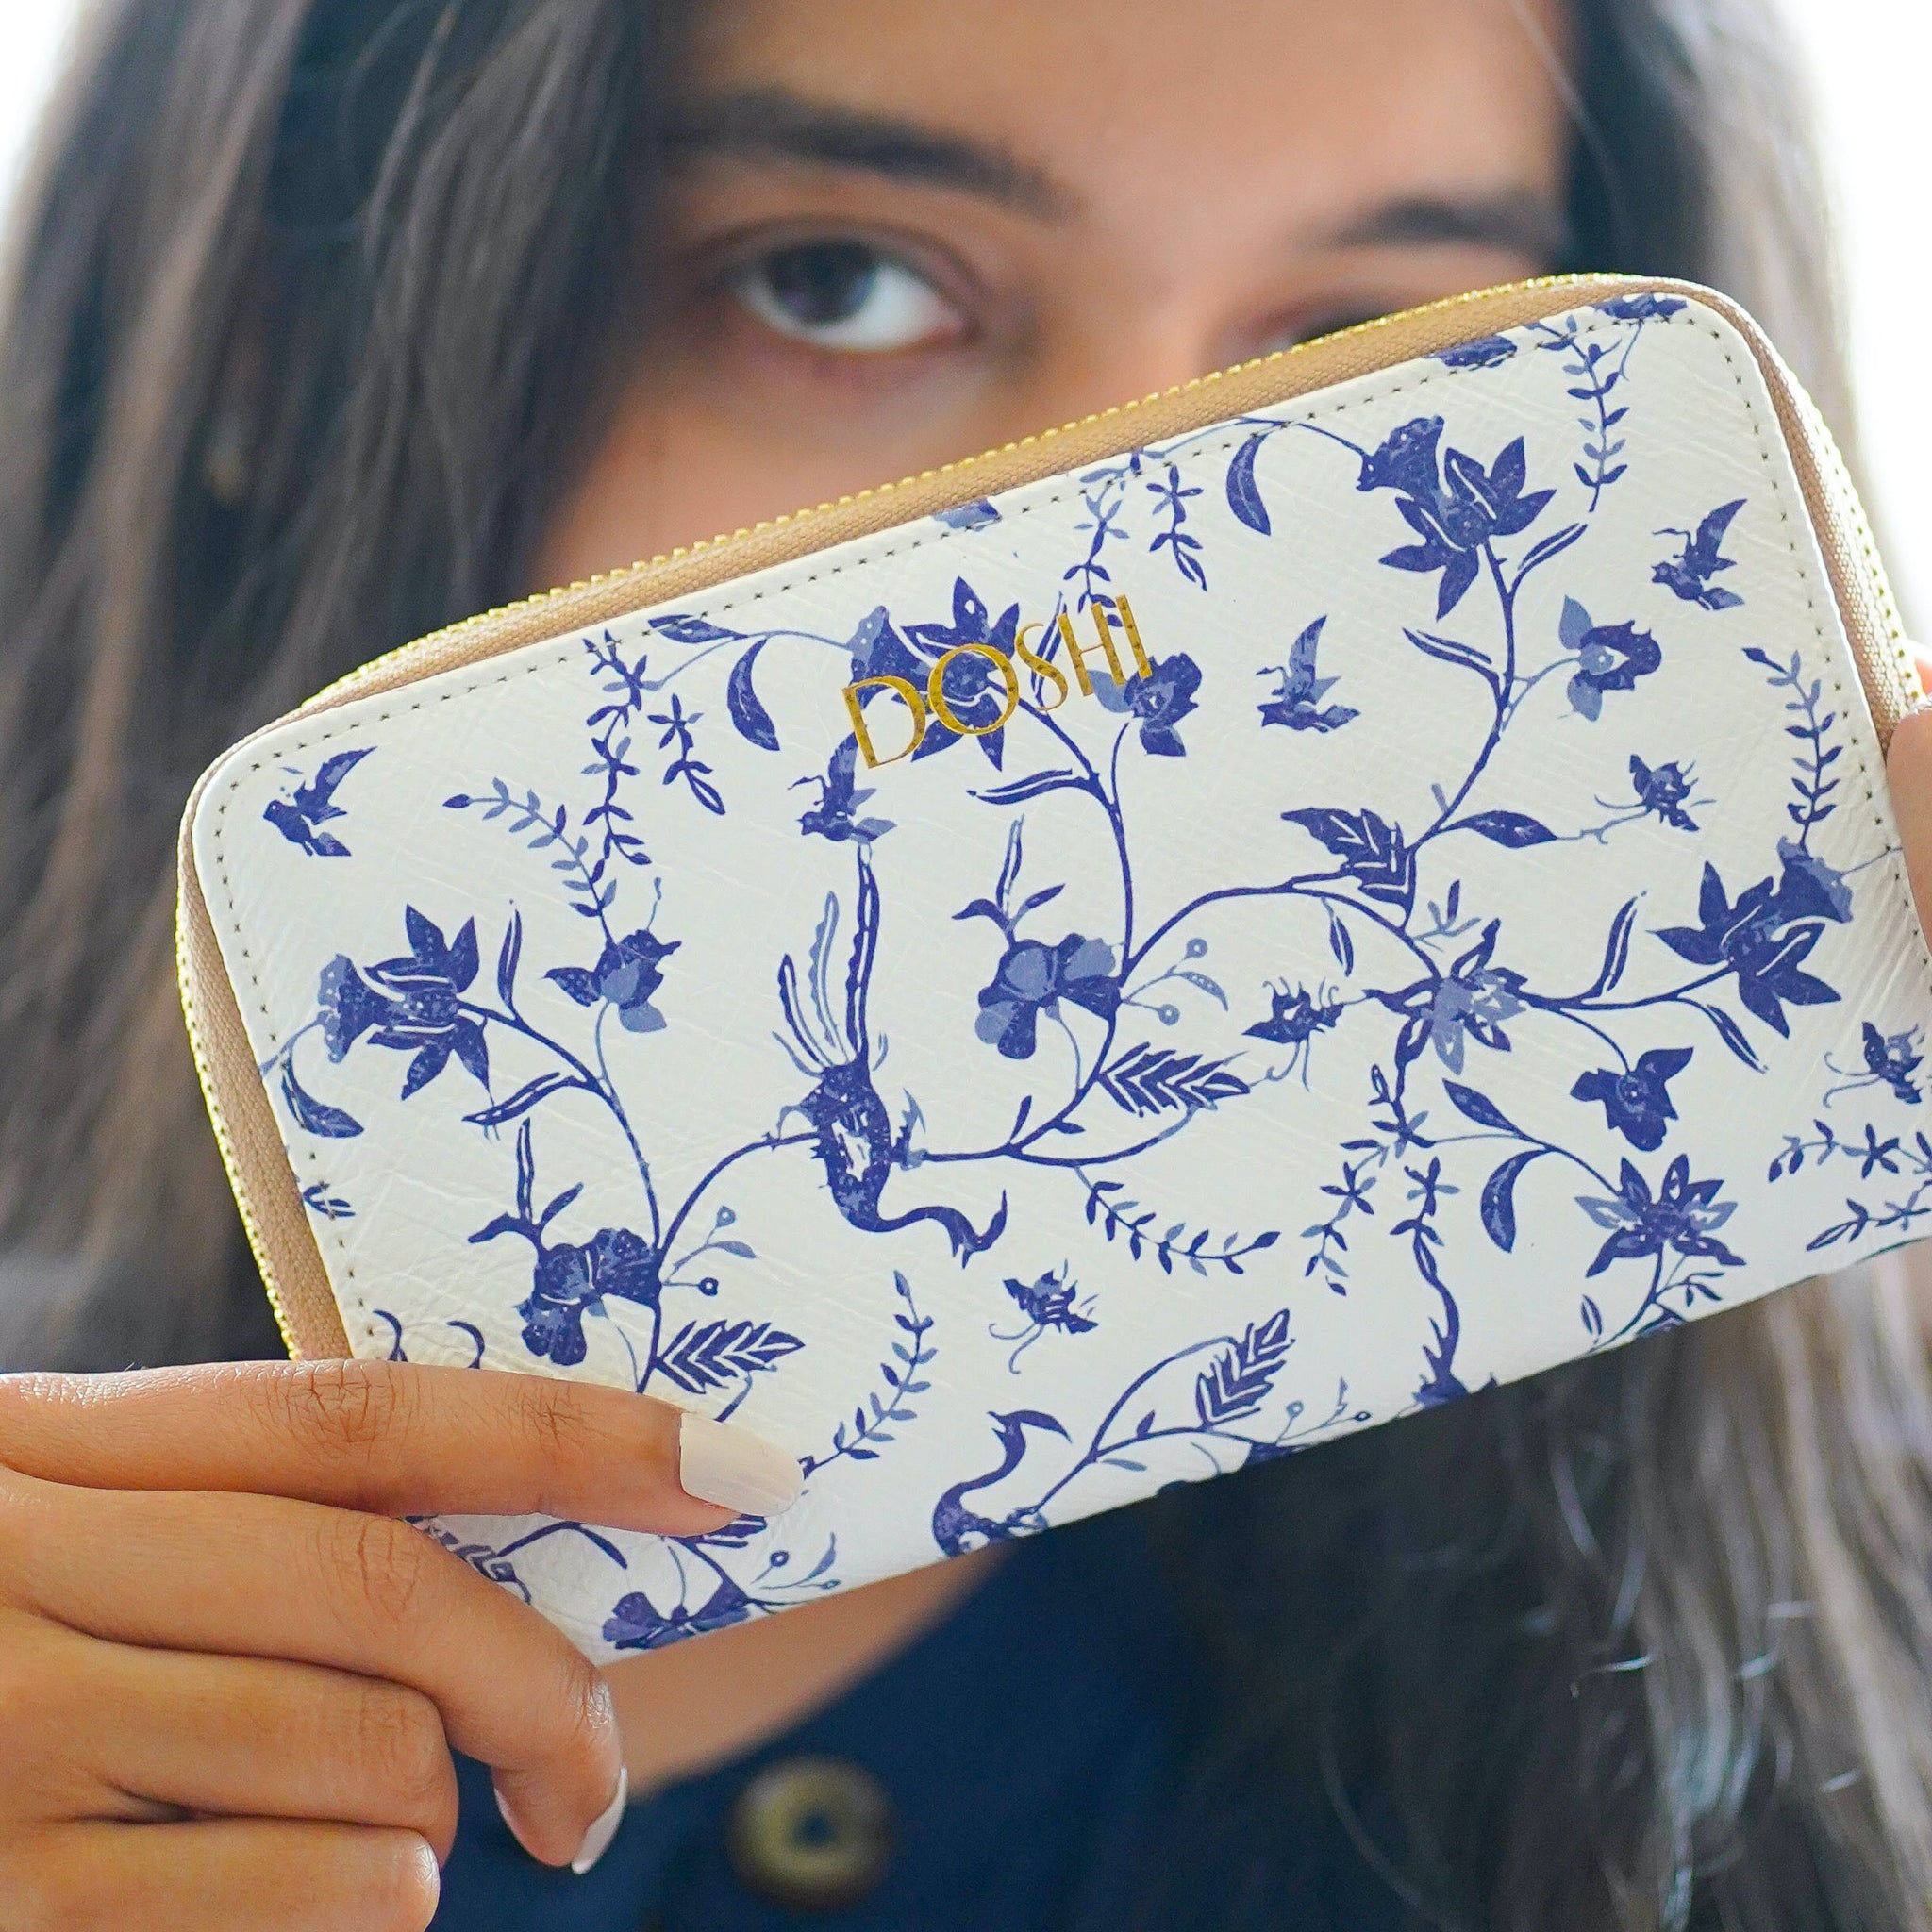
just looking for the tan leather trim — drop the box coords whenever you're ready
[175,272,1914,1360]
[176,818,351,1357]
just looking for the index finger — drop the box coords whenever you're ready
[0,1360,802,1531]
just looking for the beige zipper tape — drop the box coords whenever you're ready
[175,273,1916,1361]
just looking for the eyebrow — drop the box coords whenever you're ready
[669,89,1074,219]
[669,91,1570,268]
[1331,192,1572,266]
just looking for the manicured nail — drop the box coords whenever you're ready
[678,1412,803,1517]
[493,1781,522,1844]
[571,1766,629,1876]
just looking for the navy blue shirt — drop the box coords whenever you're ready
[431,1512,1395,1929]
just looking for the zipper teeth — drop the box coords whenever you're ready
[314,272,1604,710]
[175,900,303,1357]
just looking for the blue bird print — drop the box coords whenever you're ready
[776,850,1008,1261]
[930,1409,1069,1555]
[1256,616,1357,733]
[1652,499,1745,609]
[793,736,894,846]
[262,747,374,856]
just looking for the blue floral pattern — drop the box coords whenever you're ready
[211,296,1932,1657]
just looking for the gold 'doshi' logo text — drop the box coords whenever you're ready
[841,595,1156,769]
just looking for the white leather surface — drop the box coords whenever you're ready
[195,297,1932,1656]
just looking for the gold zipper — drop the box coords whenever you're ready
[177,272,1914,1360]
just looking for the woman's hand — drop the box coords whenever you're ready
[0,1358,800,1931]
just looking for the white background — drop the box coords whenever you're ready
[0,2,1924,624]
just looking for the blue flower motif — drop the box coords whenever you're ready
[1854,1124,1902,1177]
[1595,292,1686,322]
[974,934,1120,1059]
[1630,755,1697,831]
[1860,1021,1923,1103]
[517,1225,660,1367]
[1434,335,1517,371]
[317,954,395,1061]
[1657,860,1841,1037]
[1383,921,1524,1074]
[844,605,925,687]
[1093,650,1203,756]
[1356,415,1445,501]
[1564,619,1661,720]
[1577,1155,1743,1277]
[1571,1046,1693,1151]
[904,576,1023,767]
[337,908,490,1096]
[547,928,681,1033]
[1774,838,1853,925]
[1356,418,1555,617]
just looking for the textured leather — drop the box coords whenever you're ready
[192,294,1932,1657]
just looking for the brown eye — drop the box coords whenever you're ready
[729,240,961,353]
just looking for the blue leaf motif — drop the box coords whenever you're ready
[1326,907,1355,975]
[651,614,742,646]
[1691,999,1764,1071]
[1558,595,1593,652]
[281,1059,363,1139]
[1225,431,1273,534]
[725,641,781,752]
[1588,899,1640,997]
[546,966,601,1007]
[934,498,1000,531]
[1480,1150,1541,1251]
[656,1318,805,1396]
[1193,1310,1293,1426]
[1443,1082,1519,1133]
[496,910,522,1007]
[1280,807,1415,909]
[464,1072,575,1128]
[1460,810,1556,848]
[972,769,1085,807]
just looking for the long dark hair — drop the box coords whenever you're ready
[3,2,1929,1924]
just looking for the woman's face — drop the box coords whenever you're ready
[536,0,1570,584]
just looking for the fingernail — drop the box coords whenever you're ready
[493,1781,522,1844]
[571,1765,629,1876]
[678,1411,803,1517]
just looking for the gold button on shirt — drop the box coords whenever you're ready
[724,1757,895,1912]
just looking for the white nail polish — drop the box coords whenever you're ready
[678,1411,804,1517]
[571,1765,629,1876]
[493,1782,523,1844]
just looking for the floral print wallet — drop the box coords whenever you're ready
[179,276,1931,1654]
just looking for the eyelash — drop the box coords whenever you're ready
[721,235,970,356]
